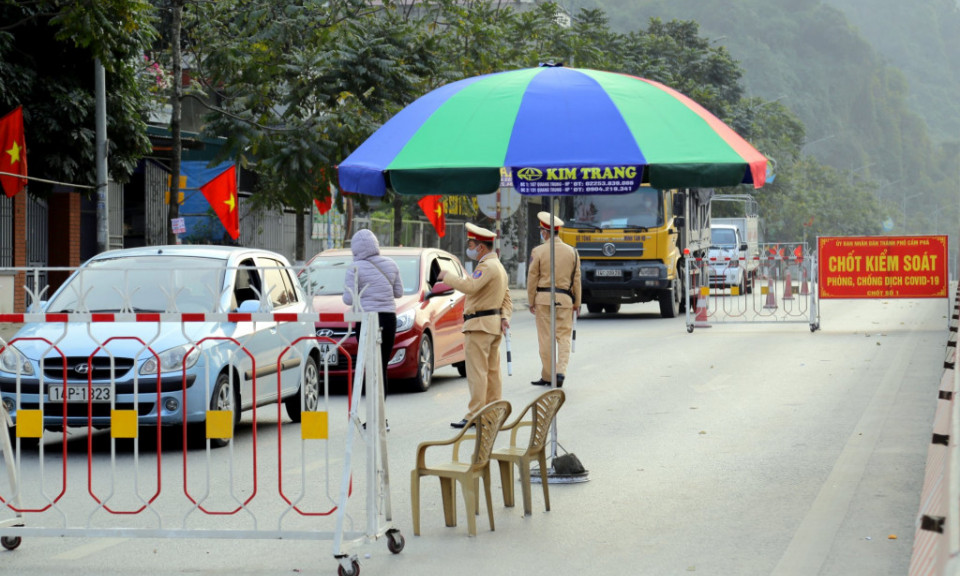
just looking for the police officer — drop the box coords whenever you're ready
[438,223,512,428]
[528,211,581,388]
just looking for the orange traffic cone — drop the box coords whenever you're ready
[694,290,711,327]
[800,268,810,296]
[783,269,795,301]
[763,276,778,309]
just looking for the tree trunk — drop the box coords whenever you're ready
[343,197,354,245]
[295,206,305,263]
[166,0,184,244]
[393,194,402,246]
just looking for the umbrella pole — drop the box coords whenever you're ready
[537,196,588,484]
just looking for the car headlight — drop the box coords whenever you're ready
[139,344,201,375]
[0,346,34,376]
[396,309,416,333]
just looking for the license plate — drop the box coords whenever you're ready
[596,269,623,277]
[48,385,112,403]
[320,344,338,366]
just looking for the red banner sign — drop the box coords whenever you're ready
[818,235,948,299]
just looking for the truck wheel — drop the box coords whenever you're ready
[659,281,680,318]
[738,274,747,296]
[603,304,620,314]
[586,304,603,314]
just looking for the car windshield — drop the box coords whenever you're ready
[563,188,662,229]
[711,228,738,247]
[300,255,420,296]
[46,256,226,313]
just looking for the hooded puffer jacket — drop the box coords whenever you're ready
[342,229,403,313]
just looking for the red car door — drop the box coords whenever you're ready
[430,254,466,365]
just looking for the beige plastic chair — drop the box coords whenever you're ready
[410,400,511,536]
[490,389,566,516]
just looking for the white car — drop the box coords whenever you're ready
[0,246,321,447]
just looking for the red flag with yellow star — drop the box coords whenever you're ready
[418,195,445,237]
[0,106,27,198]
[200,165,239,240]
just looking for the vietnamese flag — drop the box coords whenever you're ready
[200,165,239,240]
[0,106,27,198]
[418,195,445,237]
[314,196,333,215]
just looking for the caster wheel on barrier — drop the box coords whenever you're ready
[386,529,405,554]
[1,536,22,550]
[686,325,694,333]
[337,559,360,576]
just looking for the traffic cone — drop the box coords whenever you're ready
[783,269,795,301]
[763,276,778,309]
[800,268,810,296]
[694,289,711,327]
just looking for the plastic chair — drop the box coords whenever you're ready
[410,400,511,536]
[490,389,566,516]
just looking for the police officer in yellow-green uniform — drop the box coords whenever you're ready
[528,211,581,388]
[438,223,512,428]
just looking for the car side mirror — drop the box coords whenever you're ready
[740,242,748,251]
[428,282,455,298]
[236,299,261,314]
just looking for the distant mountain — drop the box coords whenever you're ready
[823,0,960,142]
[582,0,955,188]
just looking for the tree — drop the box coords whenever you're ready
[180,1,445,260]
[0,1,157,192]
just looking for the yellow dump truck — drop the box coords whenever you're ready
[557,187,713,317]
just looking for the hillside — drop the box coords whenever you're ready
[573,0,957,241]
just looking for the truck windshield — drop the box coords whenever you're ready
[563,189,662,229]
[711,228,738,246]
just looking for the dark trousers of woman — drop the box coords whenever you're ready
[377,312,397,396]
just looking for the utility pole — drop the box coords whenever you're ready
[95,59,109,253]
[166,0,184,245]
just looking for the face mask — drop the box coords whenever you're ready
[466,247,479,260]
[541,231,550,243]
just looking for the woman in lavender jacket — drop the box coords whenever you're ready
[343,229,404,395]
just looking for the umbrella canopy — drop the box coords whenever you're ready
[338,66,767,198]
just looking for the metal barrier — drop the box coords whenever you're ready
[0,263,399,576]
[909,284,960,575]
[684,250,820,333]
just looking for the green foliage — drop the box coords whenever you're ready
[591,0,959,242]
[0,0,157,190]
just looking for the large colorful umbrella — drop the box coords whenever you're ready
[338,66,767,198]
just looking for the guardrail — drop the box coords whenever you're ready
[909,281,960,574]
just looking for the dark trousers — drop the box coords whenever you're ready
[378,312,397,396]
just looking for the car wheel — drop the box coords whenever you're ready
[603,303,621,314]
[454,361,467,378]
[412,334,434,393]
[586,303,603,314]
[201,371,239,449]
[285,355,320,423]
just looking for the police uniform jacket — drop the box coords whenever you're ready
[527,237,581,309]
[444,253,513,335]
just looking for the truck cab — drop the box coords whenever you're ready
[708,195,761,294]
[708,224,750,293]
[558,187,712,318]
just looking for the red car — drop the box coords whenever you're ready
[299,247,467,392]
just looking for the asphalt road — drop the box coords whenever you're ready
[0,293,950,575]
